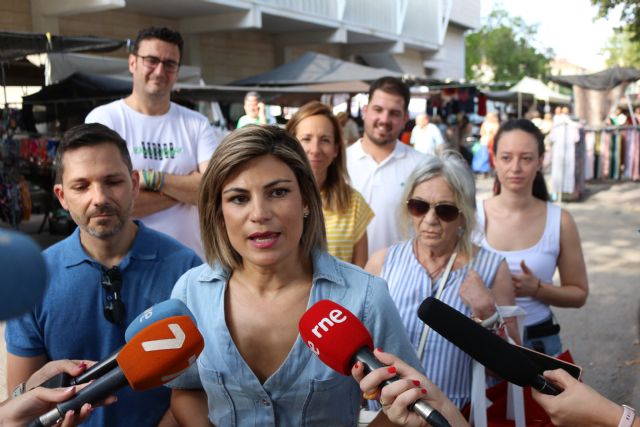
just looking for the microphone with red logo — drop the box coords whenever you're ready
[299,300,451,427]
[417,297,560,395]
[28,313,204,427]
[38,299,194,388]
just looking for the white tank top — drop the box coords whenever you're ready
[476,201,562,326]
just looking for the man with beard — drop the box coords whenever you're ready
[5,124,202,427]
[85,27,218,260]
[347,76,425,255]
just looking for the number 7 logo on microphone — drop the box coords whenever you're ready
[142,323,185,351]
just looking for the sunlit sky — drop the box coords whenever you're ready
[481,0,623,71]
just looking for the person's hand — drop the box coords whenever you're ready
[351,349,469,427]
[25,360,94,391]
[459,268,496,320]
[512,260,541,298]
[0,384,113,427]
[532,369,624,427]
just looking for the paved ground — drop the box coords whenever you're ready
[1,177,639,411]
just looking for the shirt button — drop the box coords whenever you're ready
[261,399,271,407]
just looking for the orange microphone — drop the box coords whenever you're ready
[29,315,204,427]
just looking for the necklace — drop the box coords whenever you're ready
[414,240,455,280]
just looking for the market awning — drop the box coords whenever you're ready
[0,31,125,62]
[232,51,403,86]
[549,66,640,90]
[508,76,571,104]
[22,72,372,107]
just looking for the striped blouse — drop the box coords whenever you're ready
[324,188,374,263]
[381,240,504,408]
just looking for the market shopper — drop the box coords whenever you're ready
[85,26,219,259]
[5,123,202,427]
[237,91,268,128]
[347,76,425,255]
[476,119,588,355]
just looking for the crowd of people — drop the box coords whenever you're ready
[2,25,636,427]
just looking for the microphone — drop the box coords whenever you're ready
[29,314,204,427]
[124,298,195,341]
[417,297,560,395]
[38,299,195,388]
[0,230,47,320]
[299,300,451,427]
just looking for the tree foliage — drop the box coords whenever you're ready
[592,0,640,42]
[465,8,554,84]
[602,28,640,67]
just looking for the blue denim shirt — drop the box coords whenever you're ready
[168,250,422,427]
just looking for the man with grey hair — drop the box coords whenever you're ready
[237,91,268,128]
[410,113,444,155]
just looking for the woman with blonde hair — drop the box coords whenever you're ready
[286,101,373,267]
[168,125,421,426]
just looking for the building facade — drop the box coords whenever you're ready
[3,0,479,83]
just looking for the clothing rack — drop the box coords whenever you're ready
[583,125,640,182]
[0,128,60,228]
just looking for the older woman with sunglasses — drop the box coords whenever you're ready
[365,151,518,409]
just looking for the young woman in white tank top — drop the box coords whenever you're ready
[477,119,588,355]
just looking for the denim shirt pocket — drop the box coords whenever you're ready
[199,366,236,427]
[301,375,358,427]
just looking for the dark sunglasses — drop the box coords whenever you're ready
[101,267,125,326]
[406,199,460,222]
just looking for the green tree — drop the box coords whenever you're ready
[602,28,640,67]
[592,0,640,42]
[465,8,553,83]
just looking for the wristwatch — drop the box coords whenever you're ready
[619,405,636,427]
[11,382,26,398]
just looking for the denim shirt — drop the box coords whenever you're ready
[168,250,422,427]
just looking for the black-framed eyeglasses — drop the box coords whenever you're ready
[134,54,180,73]
[101,266,125,326]
[406,199,460,222]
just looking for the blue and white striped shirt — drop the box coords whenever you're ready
[381,240,504,408]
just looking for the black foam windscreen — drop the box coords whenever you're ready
[417,297,541,388]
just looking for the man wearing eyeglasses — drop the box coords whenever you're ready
[5,124,202,427]
[85,26,218,260]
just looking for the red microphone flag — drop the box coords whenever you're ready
[298,299,373,375]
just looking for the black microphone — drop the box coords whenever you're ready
[417,297,560,395]
[37,299,194,389]
[28,315,204,427]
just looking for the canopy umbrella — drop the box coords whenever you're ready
[549,66,640,90]
[549,66,640,126]
[22,72,371,107]
[0,31,125,62]
[232,51,403,86]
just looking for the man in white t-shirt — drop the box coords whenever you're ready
[410,113,444,155]
[86,27,218,259]
[347,77,425,255]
